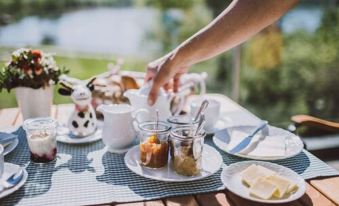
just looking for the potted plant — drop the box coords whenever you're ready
[0,48,68,119]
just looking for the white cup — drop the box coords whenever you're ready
[97,104,147,153]
[0,144,4,179]
[190,98,221,132]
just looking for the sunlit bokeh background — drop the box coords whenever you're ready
[0,0,338,126]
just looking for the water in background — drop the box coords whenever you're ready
[0,6,322,56]
[0,8,160,57]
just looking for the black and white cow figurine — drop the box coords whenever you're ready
[58,77,97,137]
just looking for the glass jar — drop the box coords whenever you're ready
[138,121,171,168]
[170,126,206,176]
[23,117,57,163]
[167,115,199,129]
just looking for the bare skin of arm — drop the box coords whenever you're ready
[146,0,299,105]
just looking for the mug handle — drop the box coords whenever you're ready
[131,108,149,132]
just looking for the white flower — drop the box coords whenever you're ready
[40,53,58,71]
[12,48,29,57]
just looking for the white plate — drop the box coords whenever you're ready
[124,144,223,182]
[221,161,306,204]
[3,138,19,156]
[0,127,19,156]
[213,125,304,160]
[56,126,102,144]
[0,163,28,199]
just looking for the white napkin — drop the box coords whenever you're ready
[240,135,286,157]
[226,130,286,157]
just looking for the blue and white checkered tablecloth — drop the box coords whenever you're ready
[1,128,338,206]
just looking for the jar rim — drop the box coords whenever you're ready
[138,121,171,134]
[23,117,57,130]
[170,126,206,140]
[167,115,199,125]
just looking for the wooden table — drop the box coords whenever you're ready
[0,94,338,206]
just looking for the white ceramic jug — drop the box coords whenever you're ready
[97,104,147,153]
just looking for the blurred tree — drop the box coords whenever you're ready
[241,6,339,123]
[246,24,283,70]
[145,0,212,53]
[205,0,232,82]
[140,0,194,10]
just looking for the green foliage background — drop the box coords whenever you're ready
[0,0,338,126]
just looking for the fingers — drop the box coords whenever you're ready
[144,66,157,83]
[147,61,173,105]
[173,73,182,93]
[144,56,167,83]
[148,79,161,106]
[144,69,155,83]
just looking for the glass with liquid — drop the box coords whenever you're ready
[23,117,57,163]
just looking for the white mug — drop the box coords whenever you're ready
[0,144,4,179]
[97,104,147,153]
[190,98,221,132]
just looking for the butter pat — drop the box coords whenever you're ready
[242,164,276,187]
[287,182,298,193]
[266,175,291,198]
[250,178,278,200]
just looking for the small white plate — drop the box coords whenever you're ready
[0,163,28,199]
[56,126,102,144]
[0,127,19,156]
[124,144,223,182]
[213,125,304,160]
[3,139,19,156]
[221,161,306,204]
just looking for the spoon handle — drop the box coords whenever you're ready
[155,109,159,134]
[194,99,209,122]
[195,115,206,136]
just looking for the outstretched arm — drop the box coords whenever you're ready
[147,0,299,105]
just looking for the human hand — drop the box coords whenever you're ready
[145,52,189,105]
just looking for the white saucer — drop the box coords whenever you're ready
[0,163,28,199]
[213,125,304,160]
[0,127,19,156]
[221,161,306,204]
[56,126,102,144]
[106,145,134,154]
[124,144,223,182]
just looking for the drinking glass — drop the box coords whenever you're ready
[23,117,57,163]
[138,121,171,168]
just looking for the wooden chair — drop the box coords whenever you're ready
[291,114,339,160]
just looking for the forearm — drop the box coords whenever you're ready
[172,0,299,67]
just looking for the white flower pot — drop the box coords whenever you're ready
[15,86,53,120]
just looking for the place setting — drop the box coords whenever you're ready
[112,85,224,182]
[213,121,304,160]
[208,117,309,203]
[124,112,223,182]
[0,134,28,199]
